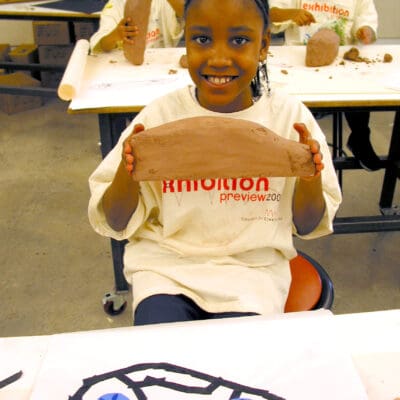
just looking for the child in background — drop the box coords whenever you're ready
[88,0,342,326]
[269,0,381,171]
[90,0,184,53]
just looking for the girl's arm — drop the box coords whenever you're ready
[102,124,143,231]
[270,7,315,26]
[292,123,326,235]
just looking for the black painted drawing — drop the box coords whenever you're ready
[69,362,286,400]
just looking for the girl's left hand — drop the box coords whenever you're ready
[294,122,324,178]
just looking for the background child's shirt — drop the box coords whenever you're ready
[90,0,184,53]
[88,86,342,318]
[270,0,378,45]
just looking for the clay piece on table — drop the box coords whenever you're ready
[383,53,393,63]
[343,47,371,63]
[305,28,340,67]
[343,47,362,61]
[123,0,151,65]
[179,54,188,68]
[129,116,315,181]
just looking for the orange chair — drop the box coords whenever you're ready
[285,251,334,312]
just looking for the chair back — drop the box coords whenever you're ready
[284,251,334,312]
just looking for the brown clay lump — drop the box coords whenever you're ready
[343,47,371,63]
[129,116,315,181]
[306,29,340,67]
[179,54,188,68]
[383,53,393,63]
[343,47,362,62]
[123,0,151,65]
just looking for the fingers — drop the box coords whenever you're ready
[293,123,324,178]
[293,122,309,144]
[295,10,315,26]
[122,123,145,175]
[133,123,145,134]
[118,18,139,42]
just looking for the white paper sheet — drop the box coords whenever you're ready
[0,336,49,400]
[68,47,192,110]
[28,310,368,400]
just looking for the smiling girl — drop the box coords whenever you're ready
[88,0,342,325]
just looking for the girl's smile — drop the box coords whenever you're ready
[205,75,236,86]
[185,0,270,113]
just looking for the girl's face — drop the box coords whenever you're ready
[185,0,269,113]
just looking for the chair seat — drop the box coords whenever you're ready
[284,253,323,312]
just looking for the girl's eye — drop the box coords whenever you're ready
[194,35,211,45]
[232,37,249,46]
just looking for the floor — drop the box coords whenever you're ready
[0,91,399,338]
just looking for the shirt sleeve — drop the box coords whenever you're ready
[88,115,160,241]
[269,0,298,34]
[158,0,185,47]
[89,0,124,53]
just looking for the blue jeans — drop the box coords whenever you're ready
[134,294,258,326]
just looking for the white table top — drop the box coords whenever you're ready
[1,309,399,399]
[268,44,400,107]
[66,44,400,114]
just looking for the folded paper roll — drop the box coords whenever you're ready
[57,39,90,101]
[130,116,315,181]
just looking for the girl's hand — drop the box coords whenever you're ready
[294,122,324,178]
[356,26,376,45]
[117,17,139,44]
[122,123,145,175]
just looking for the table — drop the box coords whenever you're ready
[67,44,400,234]
[0,309,399,399]
[0,1,101,22]
[267,44,400,233]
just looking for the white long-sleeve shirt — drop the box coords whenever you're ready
[88,86,342,319]
[270,0,378,45]
[90,0,184,53]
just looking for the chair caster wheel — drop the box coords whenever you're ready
[102,292,127,316]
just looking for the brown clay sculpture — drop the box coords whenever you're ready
[129,116,315,181]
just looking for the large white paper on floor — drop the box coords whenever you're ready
[28,310,368,400]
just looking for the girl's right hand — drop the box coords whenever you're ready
[122,123,145,175]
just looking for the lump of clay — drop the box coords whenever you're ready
[306,29,340,67]
[129,116,315,181]
[179,54,188,68]
[123,0,151,65]
[383,53,393,63]
[343,47,370,63]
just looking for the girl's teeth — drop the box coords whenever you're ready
[208,76,232,85]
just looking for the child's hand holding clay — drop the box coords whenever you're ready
[294,122,324,178]
[122,123,145,174]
